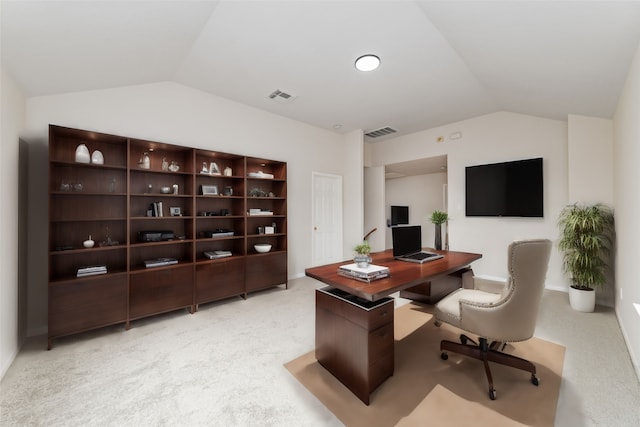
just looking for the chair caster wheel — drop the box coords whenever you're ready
[460,335,468,345]
[489,389,497,400]
[441,352,448,360]
[531,375,539,386]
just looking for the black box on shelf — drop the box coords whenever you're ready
[138,230,175,242]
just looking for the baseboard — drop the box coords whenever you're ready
[0,334,26,381]
[545,283,567,293]
[616,308,640,383]
[27,325,47,338]
[288,272,305,280]
[1,348,18,381]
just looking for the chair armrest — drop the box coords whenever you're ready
[473,277,507,295]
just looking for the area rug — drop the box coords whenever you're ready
[285,303,564,427]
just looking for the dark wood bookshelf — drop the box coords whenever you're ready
[48,124,287,348]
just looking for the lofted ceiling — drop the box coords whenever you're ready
[2,0,640,145]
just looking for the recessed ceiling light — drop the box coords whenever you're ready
[355,54,380,72]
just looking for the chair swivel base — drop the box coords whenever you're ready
[440,335,539,400]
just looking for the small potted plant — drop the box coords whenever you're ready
[354,240,372,268]
[430,210,449,250]
[558,203,614,312]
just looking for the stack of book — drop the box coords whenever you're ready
[248,171,274,179]
[337,264,390,283]
[144,258,178,268]
[248,208,274,216]
[148,201,164,217]
[204,250,232,259]
[77,265,107,277]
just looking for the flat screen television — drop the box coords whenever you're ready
[465,157,543,217]
[391,205,409,225]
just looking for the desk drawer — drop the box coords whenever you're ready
[369,353,394,392]
[316,287,393,331]
[369,322,394,362]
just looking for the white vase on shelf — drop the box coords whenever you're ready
[91,150,104,165]
[75,144,90,163]
[83,235,95,248]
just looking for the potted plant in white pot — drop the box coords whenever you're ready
[558,203,614,312]
[353,241,372,268]
[430,210,449,251]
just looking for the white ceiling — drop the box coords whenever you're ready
[3,0,640,145]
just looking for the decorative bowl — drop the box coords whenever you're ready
[160,186,171,194]
[83,239,95,248]
[254,244,272,253]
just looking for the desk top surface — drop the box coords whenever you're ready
[305,249,482,301]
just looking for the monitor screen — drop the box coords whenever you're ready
[391,205,409,225]
[392,225,422,257]
[465,157,543,217]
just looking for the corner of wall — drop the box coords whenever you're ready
[0,66,27,380]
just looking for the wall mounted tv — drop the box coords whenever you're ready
[391,205,409,225]
[465,157,543,217]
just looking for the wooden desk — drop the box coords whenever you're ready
[305,249,482,404]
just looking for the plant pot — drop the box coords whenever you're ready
[434,223,442,251]
[569,286,596,312]
[354,254,372,268]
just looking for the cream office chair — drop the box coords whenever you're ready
[434,239,552,400]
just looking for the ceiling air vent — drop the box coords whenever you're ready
[268,89,297,104]
[365,126,398,138]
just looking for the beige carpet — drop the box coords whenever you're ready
[285,303,565,427]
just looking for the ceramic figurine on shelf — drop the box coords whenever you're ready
[91,150,104,165]
[75,144,90,163]
[139,152,150,169]
[224,166,232,176]
[209,162,220,175]
[201,162,209,174]
[169,161,180,172]
[83,235,95,248]
[162,157,169,171]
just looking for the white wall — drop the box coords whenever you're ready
[0,68,26,378]
[23,82,360,336]
[568,114,614,205]
[342,129,365,255]
[567,114,616,306]
[369,112,568,289]
[613,41,640,375]
[363,166,386,252]
[385,172,447,250]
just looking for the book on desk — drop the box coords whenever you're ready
[337,263,390,282]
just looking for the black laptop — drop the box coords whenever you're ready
[392,225,443,264]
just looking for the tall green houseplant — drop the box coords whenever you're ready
[558,203,614,311]
[430,210,449,251]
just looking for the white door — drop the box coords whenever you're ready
[312,172,343,266]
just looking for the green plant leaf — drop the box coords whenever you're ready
[558,203,614,289]
[430,210,449,225]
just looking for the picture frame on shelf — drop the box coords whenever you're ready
[201,185,218,196]
[169,207,182,217]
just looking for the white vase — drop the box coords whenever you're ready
[354,254,371,268]
[83,235,95,248]
[75,144,90,163]
[569,286,596,312]
[91,150,104,165]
